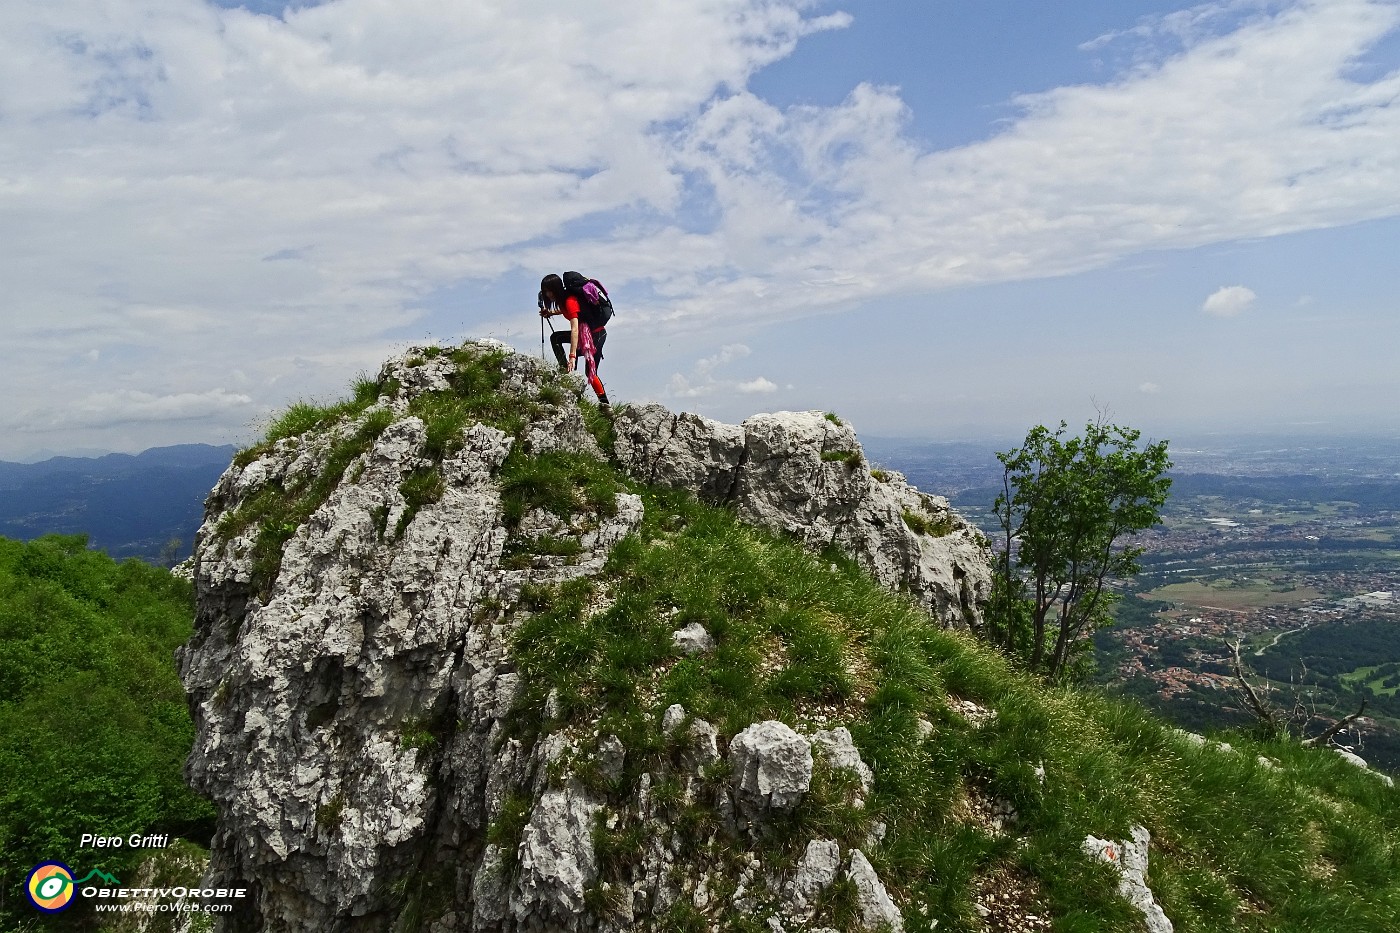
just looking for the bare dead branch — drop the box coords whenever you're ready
[1229,638,1284,729]
[1301,699,1369,749]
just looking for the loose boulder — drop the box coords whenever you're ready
[730,721,814,814]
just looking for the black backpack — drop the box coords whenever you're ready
[561,270,614,328]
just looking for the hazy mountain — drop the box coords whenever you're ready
[0,444,235,562]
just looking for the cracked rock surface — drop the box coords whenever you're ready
[179,342,960,932]
[613,404,991,628]
[1082,825,1174,933]
[180,344,642,932]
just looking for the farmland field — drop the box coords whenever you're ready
[1142,579,1325,611]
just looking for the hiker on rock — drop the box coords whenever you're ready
[538,271,613,413]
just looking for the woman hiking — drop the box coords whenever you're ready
[538,271,611,414]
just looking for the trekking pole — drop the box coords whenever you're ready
[541,313,563,368]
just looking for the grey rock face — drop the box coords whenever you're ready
[811,727,875,801]
[846,849,904,932]
[180,341,930,933]
[178,343,641,932]
[613,404,991,628]
[730,721,814,814]
[513,783,604,924]
[1331,747,1394,787]
[686,719,722,771]
[596,735,627,783]
[662,703,688,735]
[787,839,842,912]
[1334,748,1369,769]
[611,405,747,501]
[1082,825,1173,933]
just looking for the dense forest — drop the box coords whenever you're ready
[0,535,212,929]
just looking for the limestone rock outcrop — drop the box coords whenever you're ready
[178,340,982,932]
[1082,825,1173,933]
[180,344,643,931]
[613,404,991,628]
[730,720,814,815]
[847,849,905,933]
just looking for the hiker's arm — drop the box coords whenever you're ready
[569,319,580,363]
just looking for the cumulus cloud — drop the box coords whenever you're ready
[0,1,853,451]
[666,344,778,400]
[1203,285,1258,316]
[649,0,1400,323]
[666,373,709,399]
[2,0,1399,452]
[736,376,778,394]
[1082,0,1281,55]
[695,344,753,376]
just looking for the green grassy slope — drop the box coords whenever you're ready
[505,472,1400,932]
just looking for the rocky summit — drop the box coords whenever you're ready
[178,341,990,932]
[178,340,1400,933]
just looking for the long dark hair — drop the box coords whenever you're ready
[538,273,564,310]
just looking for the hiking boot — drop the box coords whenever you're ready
[597,394,612,417]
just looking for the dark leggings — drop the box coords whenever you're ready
[550,326,607,399]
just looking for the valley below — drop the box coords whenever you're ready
[870,433,1400,772]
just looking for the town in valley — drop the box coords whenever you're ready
[869,433,1400,771]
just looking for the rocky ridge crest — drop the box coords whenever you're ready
[612,405,989,630]
[179,341,992,932]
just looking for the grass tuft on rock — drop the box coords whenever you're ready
[499,449,621,529]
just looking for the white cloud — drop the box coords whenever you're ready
[5,389,253,431]
[666,344,775,400]
[2,0,1399,452]
[693,344,752,374]
[0,1,853,451]
[648,0,1400,323]
[1203,285,1258,316]
[1082,0,1281,55]
[666,373,709,399]
[736,376,778,394]
[1139,381,1162,394]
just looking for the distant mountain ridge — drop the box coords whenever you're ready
[0,443,235,562]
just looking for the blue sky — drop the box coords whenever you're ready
[1,0,1398,459]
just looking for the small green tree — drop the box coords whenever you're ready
[984,419,1171,681]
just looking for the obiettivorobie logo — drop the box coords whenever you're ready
[24,834,248,917]
[25,862,121,913]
